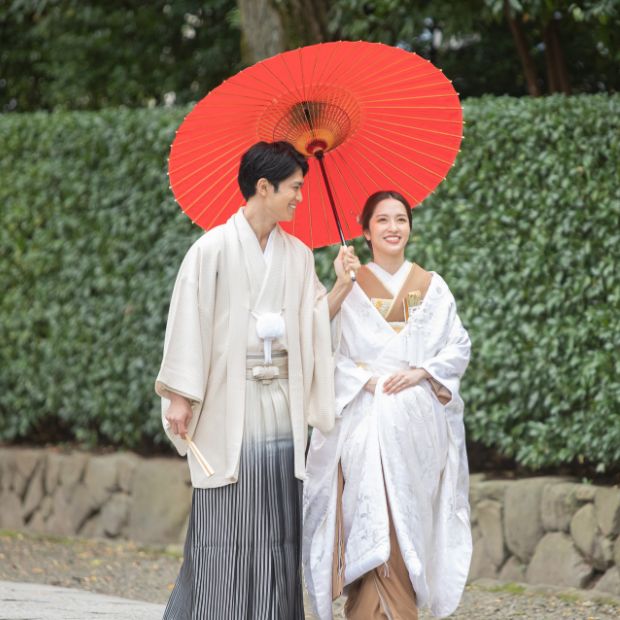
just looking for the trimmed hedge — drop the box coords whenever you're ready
[1,95,619,469]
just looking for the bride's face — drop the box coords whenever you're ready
[364,198,411,257]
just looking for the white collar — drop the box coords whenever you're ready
[367,260,412,296]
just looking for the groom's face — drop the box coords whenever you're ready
[264,168,304,222]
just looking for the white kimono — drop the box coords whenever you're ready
[155,208,335,488]
[303,261,472,619]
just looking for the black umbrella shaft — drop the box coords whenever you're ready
[315,151,346,246]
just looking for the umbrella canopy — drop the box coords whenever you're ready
[169,40,462,248]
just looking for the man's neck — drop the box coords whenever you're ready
[243,202,277,250]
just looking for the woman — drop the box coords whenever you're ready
[303,191,472,619]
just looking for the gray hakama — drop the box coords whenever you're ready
[163,353,303,620]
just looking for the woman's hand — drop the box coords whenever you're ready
[383,368,430,395]
[334,245,361,288]
[164,392,193,438]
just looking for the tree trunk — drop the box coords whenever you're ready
[237,0,286,64]
[238,0,331,64]
[503,0,541,96]
[543,18,571,94]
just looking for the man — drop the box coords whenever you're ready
[156,141,359,619]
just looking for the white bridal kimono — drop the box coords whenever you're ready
[303,261,472,619]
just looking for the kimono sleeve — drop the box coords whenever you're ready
[420,297,471,406]
[155,241,215,453]
[306,263,336,434]
[334,337,372,417]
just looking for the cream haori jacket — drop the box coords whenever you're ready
[155,210,336,488]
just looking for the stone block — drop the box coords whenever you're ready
[46,483,98,535]
[594,487,620,537]
[100,493,131,538]
[571,503,597,557]
[59,453,89,492]
[614,536,620,568]
[504,478,556,563]
[116,453,139,493]
[14,449,42,481]
[574,484,596,502]
[83,454,119,506]
[541,482,580,532]
[499,556,526,582]
[595,567,620,596]
[526,532,593,588]
[467,536,498,582]
[0,490,24,529]
[79,515,103,539]
[22,463,44,520]
[477,499,506,567]
[44,453,64,495]
[569,502,611,568]
[127,458,192,544]
[474,480,512,504]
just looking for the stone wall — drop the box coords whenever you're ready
[469,474,620,596]
[0,448,192,545]
[1,448,619,596]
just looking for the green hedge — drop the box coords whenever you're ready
[1,95,619,470]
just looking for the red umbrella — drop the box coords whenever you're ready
[168,41,462,249]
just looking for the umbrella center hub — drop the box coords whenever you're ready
[258,86,361,157]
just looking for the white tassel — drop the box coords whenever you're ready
[255,312,285,364]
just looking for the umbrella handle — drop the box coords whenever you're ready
[315,151,356,282]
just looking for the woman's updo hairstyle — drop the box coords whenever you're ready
[359,190,413,249]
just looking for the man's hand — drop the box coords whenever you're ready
[334,245,361,287]
[328,246,361,319]
[164,392,193,438]
[383,368,430,395]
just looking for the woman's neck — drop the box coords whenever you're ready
[372,252,407,275]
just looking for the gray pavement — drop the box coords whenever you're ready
[0,581,164,620]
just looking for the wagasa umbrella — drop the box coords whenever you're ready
[168,41,463,249]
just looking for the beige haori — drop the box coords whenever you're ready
[155,209,336,489]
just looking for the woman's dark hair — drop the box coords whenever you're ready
[238,141,309,199]
[359,190,413,249]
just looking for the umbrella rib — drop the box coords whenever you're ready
[302,164,314,247]
[354,69,450,95]
[316,163,333,247]
[353,139,436,194]
[357,82,456,100]
[189,170,239,224]
[174,147,246,204]
[170,133,251,161]
[275,53,315,136]
[324,46,407,92]
[354,127,459,167]
[362,122,462,152]
[171,134,251,177]
[364,94,460,104]
[364,117,463,138]
[326,151,365,225]
[365,105,462,110]
[261,60,314,135]
[336,52,433,95]
[356,133,448,181]
[331,146,391,201]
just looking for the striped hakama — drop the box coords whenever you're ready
[163,353,303,620]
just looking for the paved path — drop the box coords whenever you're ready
[2,531,620,619]
[3,579,620,620]
[0,581,164,620]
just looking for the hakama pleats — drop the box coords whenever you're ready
[163,374,303,620]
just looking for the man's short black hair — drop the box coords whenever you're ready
[238,141,309,200]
